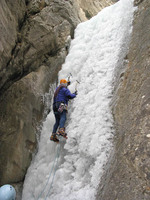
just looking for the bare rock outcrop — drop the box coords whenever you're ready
[76,0,113,19]
[0,0,26,80]
[0,0,113,194]
[97,0,150,199]
[0,65,52,184]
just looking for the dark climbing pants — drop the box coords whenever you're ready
[52,110,67,133]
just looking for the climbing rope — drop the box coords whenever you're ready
[36,139,61,200]
[45,140,61,200]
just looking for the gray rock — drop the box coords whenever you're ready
[0,0,26,89]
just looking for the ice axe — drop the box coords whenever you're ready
[67,73,72,86]
[75,80,80,92]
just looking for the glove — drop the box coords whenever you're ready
[74,91,78,95]
[67,81,71,86]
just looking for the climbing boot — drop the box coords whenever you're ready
[50,133,59,143]
[57,128,67,139]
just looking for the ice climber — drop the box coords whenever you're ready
[50,79,77,143]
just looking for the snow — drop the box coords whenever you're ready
[22,0,136,200]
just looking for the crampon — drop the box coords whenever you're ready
[50,134,59,143]
[57,128,68,139]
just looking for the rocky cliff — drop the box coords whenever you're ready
[0,0,113,196]
[97,0,150,199]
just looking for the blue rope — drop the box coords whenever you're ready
[45,138,61,200]
[36,142,60,200]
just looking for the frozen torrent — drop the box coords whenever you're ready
[22,0,136,200]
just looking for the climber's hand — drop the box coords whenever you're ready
[67,81,71,86]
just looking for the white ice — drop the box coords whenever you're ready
[22,0,136,200]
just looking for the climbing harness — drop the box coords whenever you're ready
[36,139,61,200]
[58,103,68,113]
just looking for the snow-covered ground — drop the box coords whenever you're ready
[22,0,136,200]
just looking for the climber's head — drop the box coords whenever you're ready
[60,79,68,86]
[0,185,16,200]
[60,79,67,84]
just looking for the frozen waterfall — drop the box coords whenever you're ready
[22,0,136,199]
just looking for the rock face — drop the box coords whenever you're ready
[76,0,113,19]
[0,0,113,193]
[97,0,150,199]
[0,0,113,96]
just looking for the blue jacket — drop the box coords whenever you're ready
[53,85,76,105]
